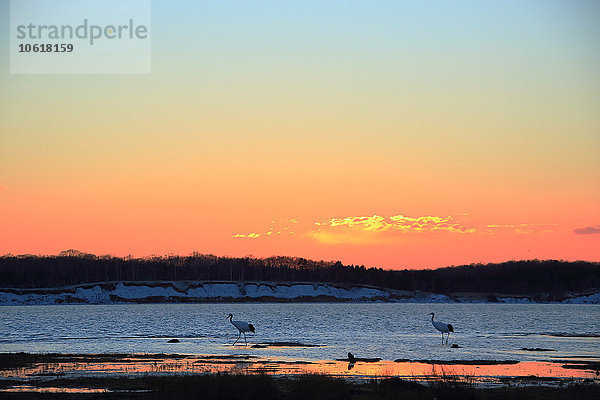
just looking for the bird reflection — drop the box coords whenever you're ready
[348,352,355,370]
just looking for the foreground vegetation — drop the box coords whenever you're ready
[1,251,599,299]
[0,373,599,400]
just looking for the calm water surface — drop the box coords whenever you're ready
[1,303,598,362]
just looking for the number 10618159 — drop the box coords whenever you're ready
[18,43,73,52]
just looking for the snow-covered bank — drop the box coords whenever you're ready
[0,281,598,305]
[0,281,395,305]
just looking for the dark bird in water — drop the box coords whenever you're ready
[227,314,255,346]
[429,312,454,344]
[347,352,356,370]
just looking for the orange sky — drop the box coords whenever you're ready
[0,1,599,268]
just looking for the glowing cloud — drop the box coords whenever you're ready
[233,214,475,243]
[232,233,262,239]
[232,219,297,239]
[309,214,474,244]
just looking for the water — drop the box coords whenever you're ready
[1,303,598,362]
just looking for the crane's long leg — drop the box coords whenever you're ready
[244,332,247,346]
[446,332,450,344]
[234,331,241,345]
[441,332,444,344]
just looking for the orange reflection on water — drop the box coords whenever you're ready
[295,360,599,381]
[1,354,598,383]
[1,385,108,393]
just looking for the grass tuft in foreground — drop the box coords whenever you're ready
[0,373,598,400]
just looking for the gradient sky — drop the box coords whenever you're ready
[1,0,599,268]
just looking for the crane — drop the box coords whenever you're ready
[429,312,454,344]
[227,314,255,346]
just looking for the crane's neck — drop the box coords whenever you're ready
[228,315,233,323]
[430,314,435,322]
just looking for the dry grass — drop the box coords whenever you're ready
[0,373,598,400]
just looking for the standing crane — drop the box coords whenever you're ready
[227,314,255,346]
[429,312,454,344]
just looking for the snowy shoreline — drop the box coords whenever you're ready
[1,281,598,305]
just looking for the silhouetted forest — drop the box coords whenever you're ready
[0,250,598,298]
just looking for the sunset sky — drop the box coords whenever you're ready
[0,0,599,268]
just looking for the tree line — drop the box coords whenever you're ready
[0,250,598,297]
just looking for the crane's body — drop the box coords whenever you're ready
[227,314,255,346]
[429,312,454,344]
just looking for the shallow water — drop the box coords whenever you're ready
[1,354,596,383]
[1,303,598,363]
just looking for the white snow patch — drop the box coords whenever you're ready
[1,283,598,305]
[561,292,600,304]
[498,297,536,304]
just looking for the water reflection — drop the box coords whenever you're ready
[1,386,108,393]
[1,354,598,383]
